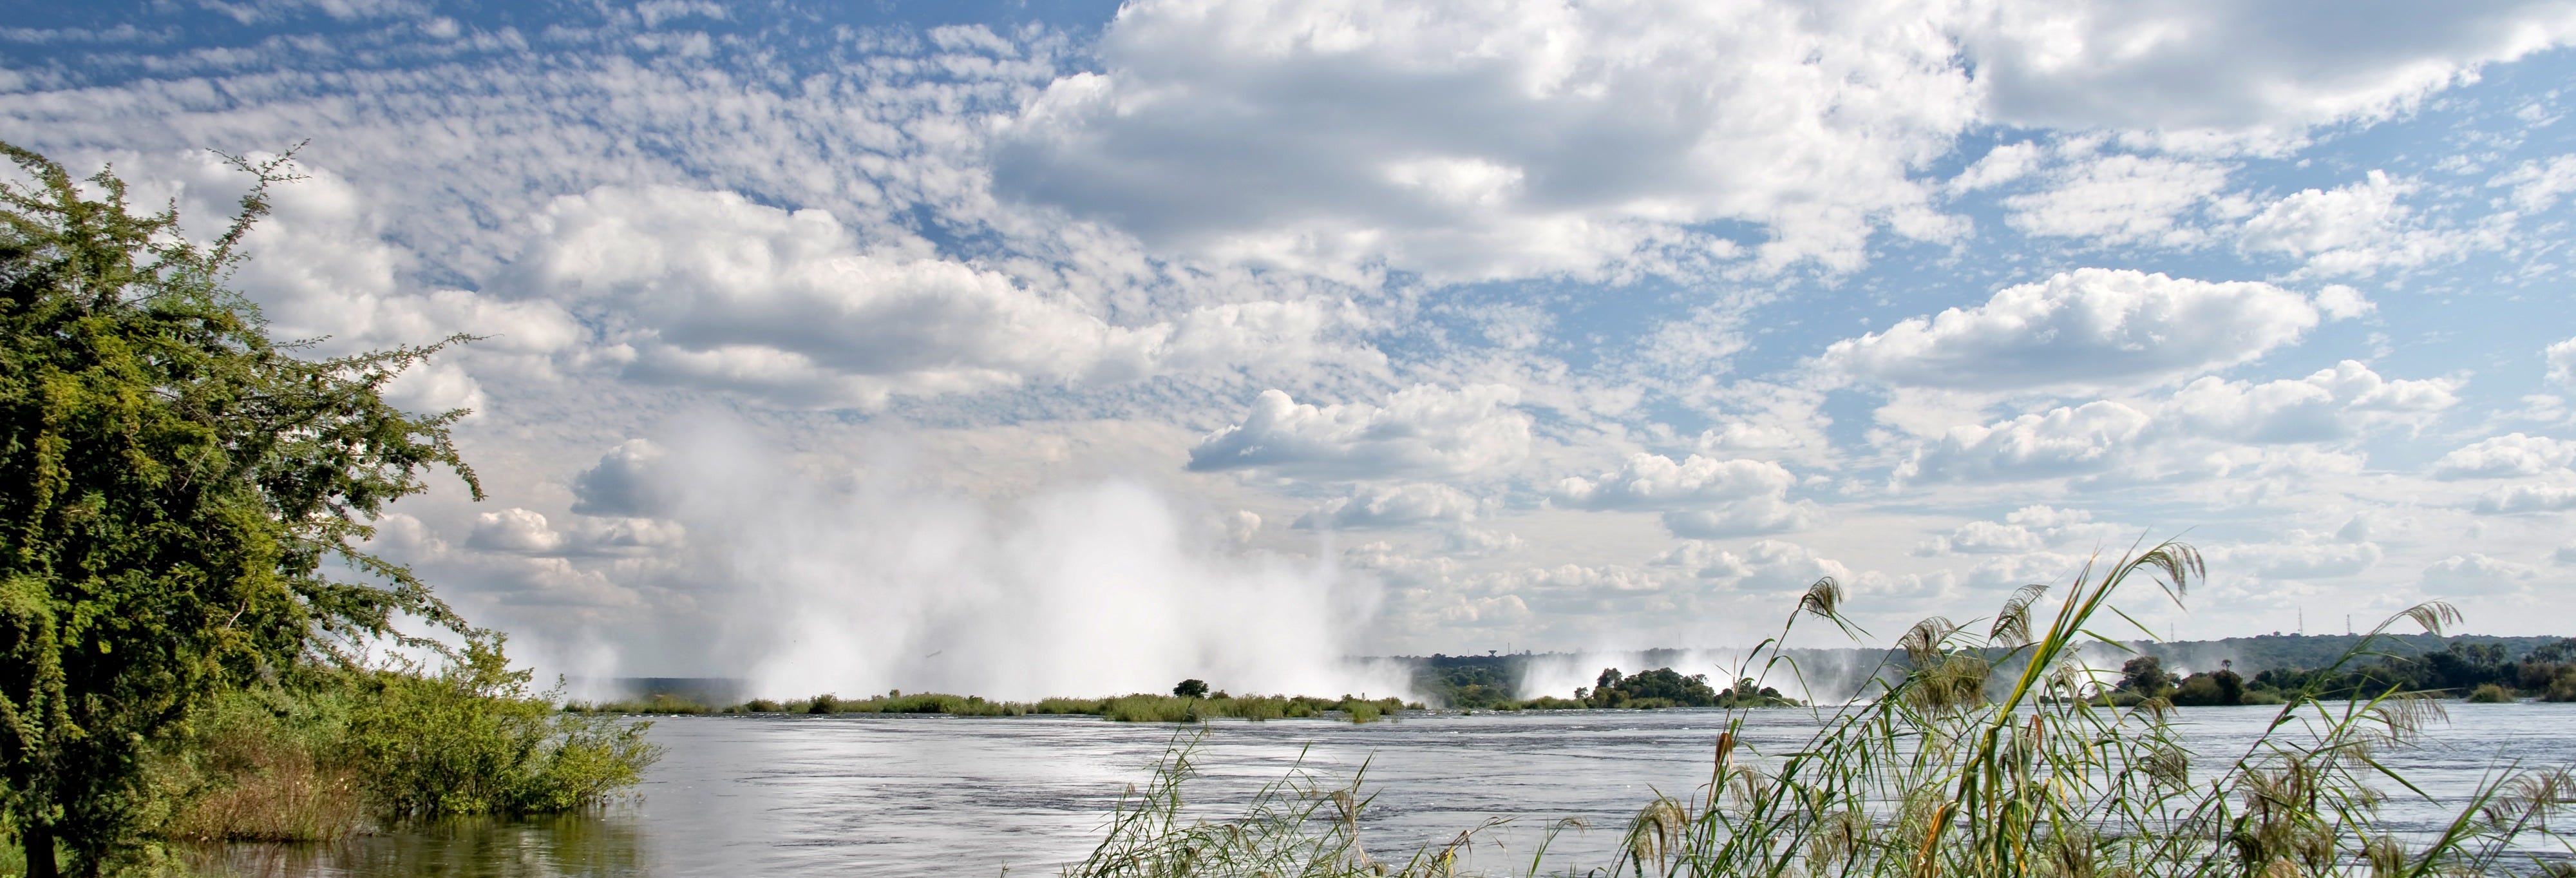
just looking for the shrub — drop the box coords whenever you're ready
[2548,666,2576,703]
[343,639,661,819]
[2465,683,2515,703]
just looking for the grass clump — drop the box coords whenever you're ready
[1067,539,2576,877]
[2466,682,2517,703]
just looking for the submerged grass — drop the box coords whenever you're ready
[1066,539,2576,877]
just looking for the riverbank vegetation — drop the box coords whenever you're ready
[567,691,1419,723]
[1067,542,2576,877]
[0,144,656,876]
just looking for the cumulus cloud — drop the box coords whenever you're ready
[1551,454,1821,537]
[993,0,2576,281]
[507,186,1353,408]
[2237,171,2463,275]
[1294,482,1483,529]
[1897,361,2450,484]
[572,439,676,517]
[2472,484,2576,515]
[1188,385,1530,480]
[468,508,566,555]
[2434,434,2576,479]
[994,0,1981,280]
[1900,401,2150,483]
[1961,1,2576,138]
[2549,336,2576,388]
[1650,539,1848,593]
[2163,360,2458,444]
[1821,269,2322,392]
[2420,553,2539,596]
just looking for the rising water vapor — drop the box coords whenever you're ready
[648,423,1410,702]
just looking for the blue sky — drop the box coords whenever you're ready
[7,0,2576,694]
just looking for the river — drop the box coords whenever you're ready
[193,701,2576,876]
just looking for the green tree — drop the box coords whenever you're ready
[2210,660,2244,706]
[0,144,479,876]
[2117,655,2173,696]
[1171,679,1208,699]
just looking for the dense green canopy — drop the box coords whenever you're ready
[0,144,478,877]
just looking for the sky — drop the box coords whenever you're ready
[5,0,2576,694]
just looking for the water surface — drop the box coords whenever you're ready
[197,701,2576,876]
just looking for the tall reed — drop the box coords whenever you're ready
[1067,540,2576,877]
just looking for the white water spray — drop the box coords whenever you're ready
[645,424,1410,701]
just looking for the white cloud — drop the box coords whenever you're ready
[2436,434,2576,479]
[1900,401,2150,484]
[2472,483,2576,515]
[1551,453,1821,537]
[1933,520,2045,554]
[573,439,676,517]
[1187,385,1530,480]
[1913,504,2110,556]
[2003,152,2231,245]
[1294,482,1482,529]
[2548,336,2576,388]
[2420,553,2539,596]
[1946,141,2044,195]
[1822,269,2321,392]
[2492,154,2576,212]
[2237,171,2463,276]
[510,186,1354,408]
[1961,1,2576,138]
[1651,539,1850,594]
[468,508,566,555]
[2311,285,2374,321]
[994,0,1982,280]
[1439,526,1524,557]
[2219,536,2385,580]
[1897,361,2452,485]
[2163,361,2458,444]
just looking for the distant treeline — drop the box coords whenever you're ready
[569,691,1418,723]
[1397,633,2576,708]
[580,633,2576,720]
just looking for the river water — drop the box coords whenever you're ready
[195,701,2576,876]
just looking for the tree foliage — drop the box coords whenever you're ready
[0,143,480,875]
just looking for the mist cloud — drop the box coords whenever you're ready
[635,423,1409,701]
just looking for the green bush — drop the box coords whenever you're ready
[2547,666,2576,703]
[2465,683,2514,703]
[343,639,661,820]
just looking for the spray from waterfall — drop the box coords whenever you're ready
[624,421,1410,701]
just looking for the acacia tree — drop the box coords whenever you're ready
[0,144,480,876]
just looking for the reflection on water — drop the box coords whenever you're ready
[185,703,2576,877]
[187,814,646,878]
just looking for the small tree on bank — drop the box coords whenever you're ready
[0,144,480,876]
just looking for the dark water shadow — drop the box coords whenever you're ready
[182,812,645,878]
